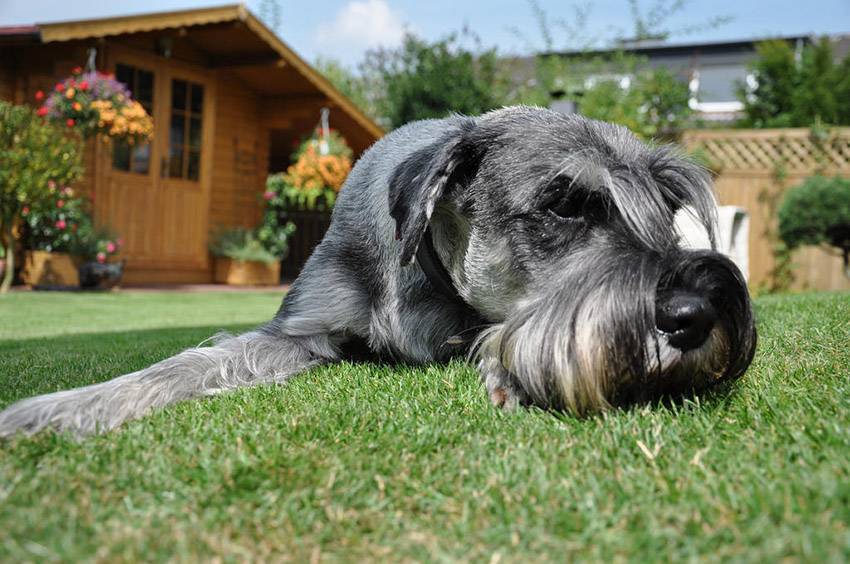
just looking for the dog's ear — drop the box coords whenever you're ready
[388,118,478,265]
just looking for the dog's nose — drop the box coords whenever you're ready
[655,292,717,351]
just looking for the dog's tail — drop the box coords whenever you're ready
[0,330,335,438]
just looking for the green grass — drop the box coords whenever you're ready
[0,291,848,561]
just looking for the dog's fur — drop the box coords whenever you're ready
[0,107,757,437]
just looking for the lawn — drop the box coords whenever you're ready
[0,290,848,561]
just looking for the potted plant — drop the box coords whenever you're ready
[19,183,87,287]
[0,101,82,292]
[209,227,292,286]
[72,223,124,289]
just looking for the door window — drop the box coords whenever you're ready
[112,63,154,174]
[168,79,204,181]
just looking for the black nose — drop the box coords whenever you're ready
[655,292,717,351]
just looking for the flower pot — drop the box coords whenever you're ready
[78,260,125,290]
[214,258,280,286]
[21,250,79,287]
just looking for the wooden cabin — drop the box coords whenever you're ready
[0,5,383,284]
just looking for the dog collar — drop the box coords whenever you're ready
[416,226,473,312]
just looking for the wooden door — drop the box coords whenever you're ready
[98,48,214,278]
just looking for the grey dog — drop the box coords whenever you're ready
[0,106,757,437]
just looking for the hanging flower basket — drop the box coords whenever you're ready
[37,67,153,144]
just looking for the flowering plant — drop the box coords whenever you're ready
[21,181,122,263]
[37,67,153,144]
[21,182,88,253]
[72,223,123,264]
[265,130,353,211]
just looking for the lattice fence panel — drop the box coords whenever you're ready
[683,128,850,174]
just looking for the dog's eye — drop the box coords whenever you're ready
[546,190,608,222]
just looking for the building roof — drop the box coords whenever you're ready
[0,4,383,141]
[541,32,850,59]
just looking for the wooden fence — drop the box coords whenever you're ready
[682,127,850,292]
[278,208,332,280]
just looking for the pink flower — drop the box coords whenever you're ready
[22,206,30,215]
[34,90,44,101]
[57,199,65,208]
[55,219,66,230]
[263,190,275,201]
[96,252,106,264]
[106,241,116,253]
[37,107,48,117]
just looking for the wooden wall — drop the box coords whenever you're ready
[683,128,850,292]
[209,73,268,231]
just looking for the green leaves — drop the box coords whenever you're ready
[739,37,850,128]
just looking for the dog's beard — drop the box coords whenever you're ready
[474,245,756,414]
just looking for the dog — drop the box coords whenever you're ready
[0,107,757,437]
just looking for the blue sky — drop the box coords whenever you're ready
[1,0,848,66]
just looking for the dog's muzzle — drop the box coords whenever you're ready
[478,248,757,415]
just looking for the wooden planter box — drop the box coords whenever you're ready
[214,258,280,286]
[21,250,79,287]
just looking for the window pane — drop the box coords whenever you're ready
[116,64,134,89]
[190,84,203,114]
[698,65,748,103]
[136,70,154,110]
[189,117,202,149]
[172,80,187,110]
[113,140,130,171]
[131,143,150,174]
[170,114,185,149]
[187,151,200,181]
[169,146,184,178]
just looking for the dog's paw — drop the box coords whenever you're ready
[479,358,528,410]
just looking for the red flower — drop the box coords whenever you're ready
[55,219,67,230]
[34,90,44,101]
[96,252,106,264]
[22,206,30,216]
[37,107,49,117]
[78,80,89,91]
[66,118,75,128]
[57,199,65,208]
[72,66,82,74]
[55,82,64,92]
[263,190,275,201]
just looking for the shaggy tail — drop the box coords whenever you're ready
[0,330,335,438]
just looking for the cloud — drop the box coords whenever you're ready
[314,0,406,56]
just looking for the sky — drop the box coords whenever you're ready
[1,0,849,66]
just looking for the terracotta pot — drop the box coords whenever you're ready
[214,258,280,286]
[21,250,79,287]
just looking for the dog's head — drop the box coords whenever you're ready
[389,107,757,414]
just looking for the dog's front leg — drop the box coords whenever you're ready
[0,330,337,438]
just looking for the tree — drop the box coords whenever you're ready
[0,101,82,292]
[362,32,505,129]
[738,37,850,128]
[579,67,692,140]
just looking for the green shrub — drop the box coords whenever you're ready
[209,228,281,264]
[778,176,850,277]
[0,100,82,292]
